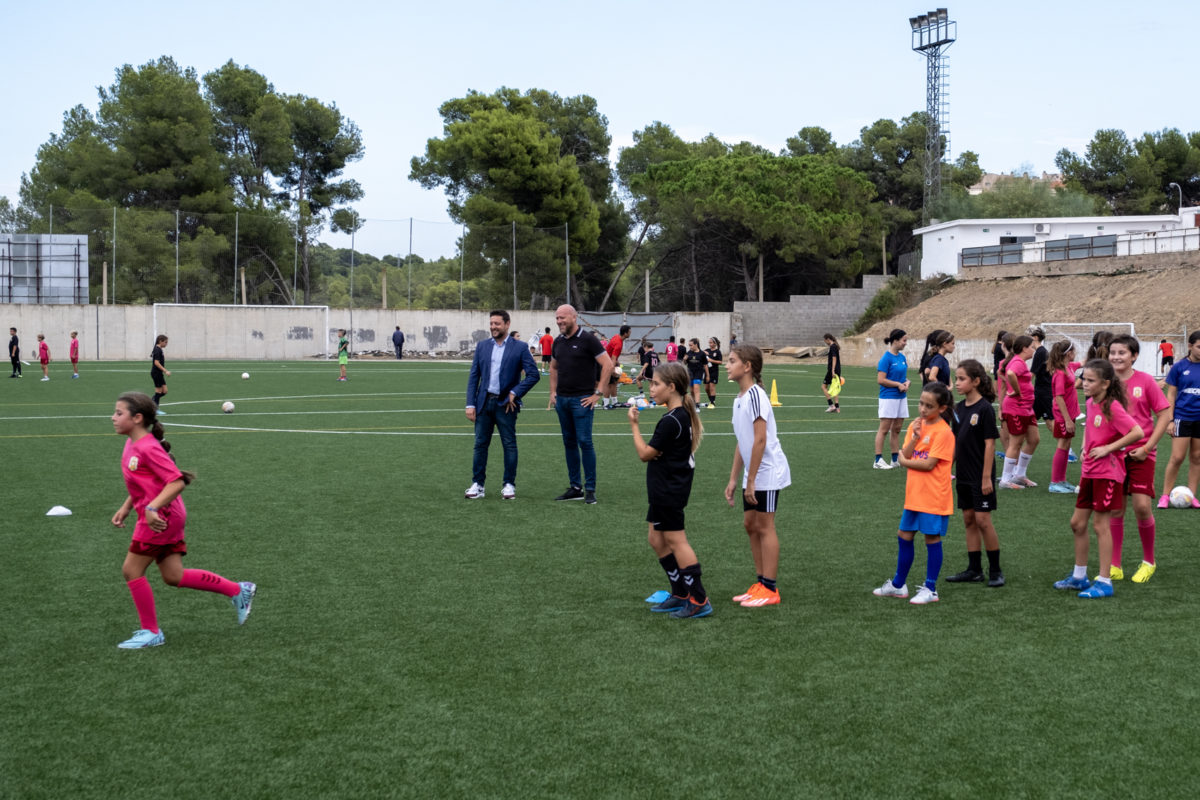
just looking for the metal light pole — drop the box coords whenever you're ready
[1168,182,1183,215]
[909,8,956,225]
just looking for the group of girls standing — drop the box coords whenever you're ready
[681,337,724,408]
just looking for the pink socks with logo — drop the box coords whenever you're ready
[179,569,240,597]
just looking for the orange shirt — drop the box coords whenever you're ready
[903,417,955,515]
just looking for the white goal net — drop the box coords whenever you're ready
[1039,321,1158,375]
[152,304,330,360]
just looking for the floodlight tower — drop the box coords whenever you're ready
[909,8,956,225]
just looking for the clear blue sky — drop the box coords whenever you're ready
[2,0,1195,260]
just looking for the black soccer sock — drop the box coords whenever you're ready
[707,394,716,406]
[761,576,778,593]
[968,550,983,573]
[659,553,686,597]
[827,398,833,406]
[681,563,707,604]
[153,393,161,407]
[986,549,1002,573]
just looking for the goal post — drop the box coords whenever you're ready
[1039,321,1157,374]
[152,304,331,360]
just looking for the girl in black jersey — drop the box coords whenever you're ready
[684,338,707,407]
[629,362,709,619]
[821,333,842,412]
[703,337,723,407]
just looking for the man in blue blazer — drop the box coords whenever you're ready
[465,309,541,500]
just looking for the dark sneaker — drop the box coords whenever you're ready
[584,491,597,505]
[650,595,689,613]
[554,486,585,501]
[669,599,713,619]
[987,571,1006,587]
[946,569,985,583]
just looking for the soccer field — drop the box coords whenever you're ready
[3,359,1199,798]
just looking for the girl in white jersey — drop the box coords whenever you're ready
[725,344,791,608]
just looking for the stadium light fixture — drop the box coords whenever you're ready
[1168,182,1183,212]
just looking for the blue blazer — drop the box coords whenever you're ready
[466,337,540,410]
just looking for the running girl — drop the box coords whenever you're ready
[1053,360,1144,598]
[999,335,1040,489]
[725,344,791,608]
[683,338,707,406]
[1107,335,1171,582]
[946,361,1004,587]
[703,337,723,407]
[1048,340,1081,493]
[1161,330,1200,509]
[110,392,256,648]
[872,382,956,605]
[874,329,910,469]
[629,362,709,619]
[821,333,842,413]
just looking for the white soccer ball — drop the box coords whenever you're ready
[614,366,623,376]
[221,401,235,414]
[1169,485,1195,509]
[241,372,250,380]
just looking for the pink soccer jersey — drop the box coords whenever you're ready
[1080,398,1139,482]
[121,435,186,544]
[1121,370,1169,453]
[38,341,49,363]
[70,338,79,362]
[1051,369,1080,423]
[1002,357,1034,417]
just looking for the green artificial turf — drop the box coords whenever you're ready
[3,358,1199,799]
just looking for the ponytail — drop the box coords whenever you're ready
[117,391,196,484]
[957,359,995,403]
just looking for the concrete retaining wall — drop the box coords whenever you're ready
[734,275,890,348]
[957,249,1200,281]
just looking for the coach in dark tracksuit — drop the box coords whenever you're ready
[9,328,21,377]
[464,310,540,500]
[392,327,405,359]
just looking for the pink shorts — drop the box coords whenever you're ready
[1123,456,1156,498]
[129,539,188,561]
[1004,413,1037,437]
[1076,478,1125,513]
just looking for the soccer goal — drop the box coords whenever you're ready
[152,303,330,360]
[1040,321,1158,375]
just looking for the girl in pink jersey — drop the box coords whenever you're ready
[69,331,79,378]
[37,334,50,381]
[1053,360,1144,598]
[111,391,256,649]
[1048,341,1080,493]
[1107,336,1171,583]
[999,335,1040,488]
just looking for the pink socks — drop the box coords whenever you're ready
[127,576,159,633]
[1051,448,1069,484]
[1110,517,1125,567]
[1138,518,1156,565]
[179,569,240,597]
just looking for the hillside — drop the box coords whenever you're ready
[863,262,1200,341]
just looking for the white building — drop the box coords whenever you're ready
[914,212,1199,279]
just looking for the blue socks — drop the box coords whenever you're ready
[893,536,915,587]
[925,540,943,591]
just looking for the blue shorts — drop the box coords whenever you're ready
[899,509,949,536]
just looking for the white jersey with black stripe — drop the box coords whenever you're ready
[732,383,791,491]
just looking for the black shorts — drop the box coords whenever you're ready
[542,354,551,364]
[742,489,782,513]
[823,370,841,386]
[1163,356,1174,367]
[151,370,166,388]
[957,481,998,513]
[1173,419,1200,439]
[647,503,686,531]
[1033,395,1053,421]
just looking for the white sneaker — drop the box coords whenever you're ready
[910,585,940,605]
[873,459,893,470]
[464,482,485,499]
[872,579,909,598]
[41,376,49,381]
[501,483,516,500]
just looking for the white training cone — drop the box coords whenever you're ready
[46,506,72,516]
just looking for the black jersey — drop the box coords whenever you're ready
[704,348,722,381]
[640,349,659,378]
[684,349,707,377]
[826,342,841,375]
[954,398,999,484]
[646,406,694,505]
[150,345,165,373]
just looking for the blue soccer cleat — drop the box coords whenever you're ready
[1078,581,1114,599]
[1053,574,1091,591]
[117,629,165,649]
[670,599,714,619]
[233,581,257,625]
[651,595,690,613]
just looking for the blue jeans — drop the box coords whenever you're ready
[555,395,596,491]
[472,395,518,486]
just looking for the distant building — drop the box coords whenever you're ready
[914,212,1199,279]
[968,171,1063,196]
[0,234,90,304]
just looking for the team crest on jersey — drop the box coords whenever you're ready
[1133,386,1143,398]
[969,413,979,426]
[1093,415,1103,427]
[127,456,139,471]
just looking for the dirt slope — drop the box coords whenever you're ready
[863,263,1200,341]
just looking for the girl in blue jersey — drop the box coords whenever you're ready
[1161,331,1200,508]
[874,329,911,469]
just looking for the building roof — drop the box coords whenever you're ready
[914,215,1183,235]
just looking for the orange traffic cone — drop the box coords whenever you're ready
[769,379,782,407]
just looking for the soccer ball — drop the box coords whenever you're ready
[221,401,235,414]
[614,366,623,376]
[1169,486,1195,509]
[241,372,250,380]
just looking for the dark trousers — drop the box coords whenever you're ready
[473,394,518,486]
[10,356,20,376]
[394,344,403,359]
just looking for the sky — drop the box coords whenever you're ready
[2,0,1196,261]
